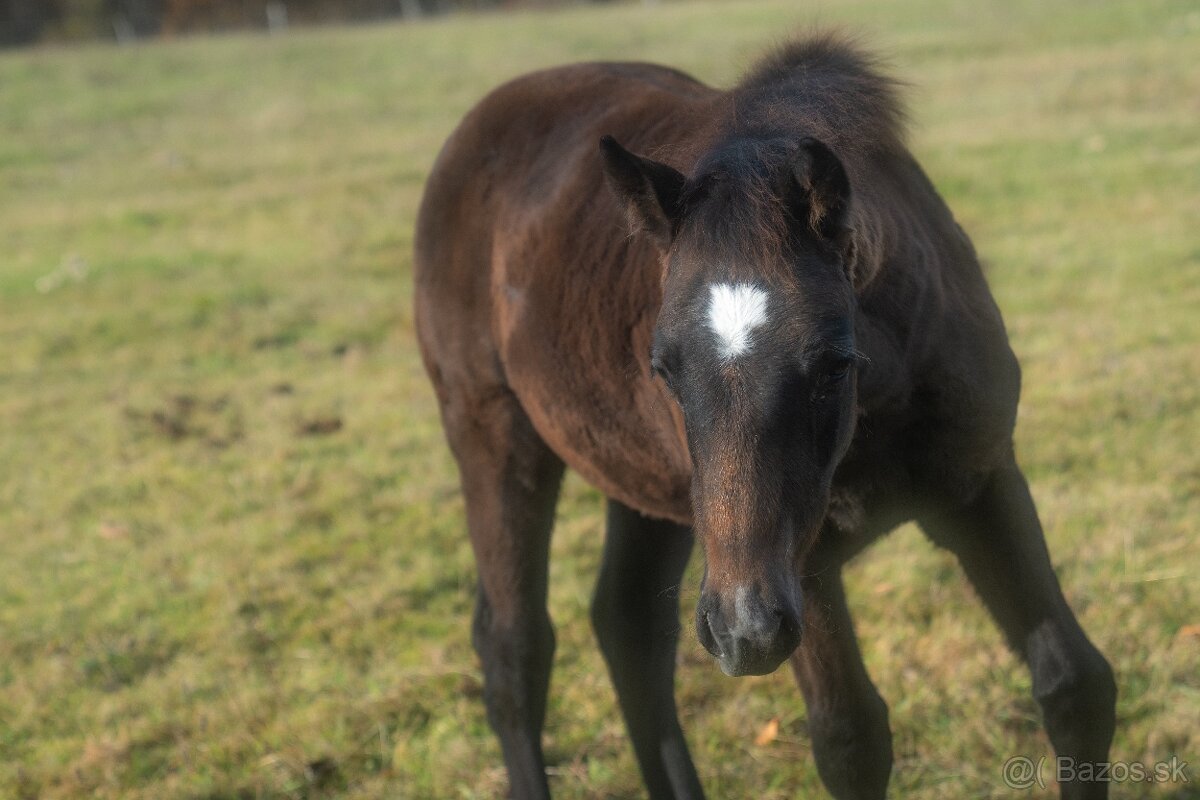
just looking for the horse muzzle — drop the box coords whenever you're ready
[695,584,803,676]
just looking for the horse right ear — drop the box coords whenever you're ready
[599,135,686,249]
[790,138,851,243]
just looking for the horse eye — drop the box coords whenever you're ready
[827,358,852,381]
[650,352,674,386]
[812,357,853,398]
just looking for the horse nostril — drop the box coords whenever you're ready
[706,612,727,654]
[696,608,726,658]
[766,608,784,637]
[744,606,783,644]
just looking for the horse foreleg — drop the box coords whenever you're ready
[920,460,1117,800]
[448,390,565,799]
[790,560,892,800]
[591,499,705,800]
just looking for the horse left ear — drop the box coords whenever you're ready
[600,135,686,249]
[790,138,851,243]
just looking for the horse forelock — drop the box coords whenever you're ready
[676,138,795,277]
[667,33,906,283]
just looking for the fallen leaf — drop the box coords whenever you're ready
[97,522,129,541]
[1177,624,1200,640]
[754,717,779,746]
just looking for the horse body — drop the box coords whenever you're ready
[416,62,711,522]
[417,54,1016,533]
[415,36,1115,800]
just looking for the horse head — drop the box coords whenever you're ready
[602,133,861,676]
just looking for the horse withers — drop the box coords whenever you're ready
[414,35,1116,799]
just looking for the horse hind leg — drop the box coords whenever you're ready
[442,385,565,800]
[920,461,1117,800]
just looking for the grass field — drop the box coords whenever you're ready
[1,0,1198,797]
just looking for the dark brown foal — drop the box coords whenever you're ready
[415,34,1115,800]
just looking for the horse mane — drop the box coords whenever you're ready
[732,32,907,157]
[677,33,908,283]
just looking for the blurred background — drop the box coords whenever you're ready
[2,0,616,47]
[0,0,1197,798]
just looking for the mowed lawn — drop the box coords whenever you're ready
[1,0,1197,797]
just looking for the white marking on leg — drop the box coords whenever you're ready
[707,283,769,359]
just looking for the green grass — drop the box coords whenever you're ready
[1,0,1197,797]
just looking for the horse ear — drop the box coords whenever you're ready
[599,135,686,249]
[790,138,851,243]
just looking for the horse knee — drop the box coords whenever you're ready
[1035,649,1115,726]
[473,596,556,670]
[472,596,555,731]
[808,692,892,800]
[1028,622,1116,753]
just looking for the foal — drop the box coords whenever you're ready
[414,35,1116,799]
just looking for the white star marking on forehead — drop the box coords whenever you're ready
[706,282,769,360]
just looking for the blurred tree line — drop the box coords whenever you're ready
[1,0,592,46]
